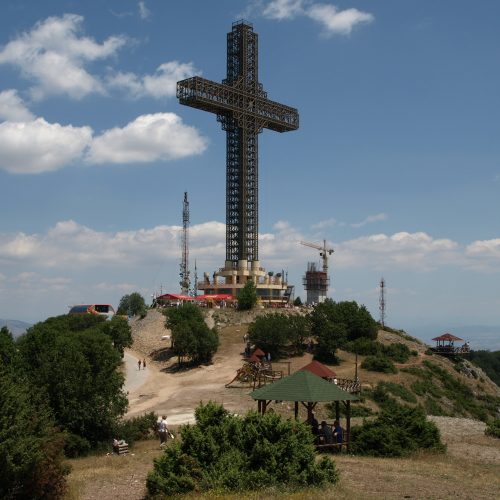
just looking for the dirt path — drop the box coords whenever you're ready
[125,312,254,425]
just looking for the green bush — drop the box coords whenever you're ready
[64,433,91,458]
[351,402,445,457]
[361,355,397,374]
[237,280,258,310]
[383,343,412,363]
[147,402,338,496]
[485,419,500,438]
[378,381,417,404]
[114,412,158,446]
[424,398,447,416]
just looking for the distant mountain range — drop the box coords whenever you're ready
[0,319,32,338]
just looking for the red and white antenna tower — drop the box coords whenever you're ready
[179,192,190,294]
[379,277,386,328]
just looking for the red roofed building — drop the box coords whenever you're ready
[299,360,336,380]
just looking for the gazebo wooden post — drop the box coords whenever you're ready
[294,401,299,420]
[262,400,268,414]
[335,401,340,421]
[345,400,351,451]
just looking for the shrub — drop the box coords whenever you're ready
[64,433,91,458]
[378,381,417,404]
[147,402,339,496]
[237,280,257,310]
[351,402,445,457]
[114,412,158,446]
[343,338,381,356]
[383,343,411,363]
[424,398,447,416]
[485,419,500,438]
[361,355,397,374]
[326,402,374,418]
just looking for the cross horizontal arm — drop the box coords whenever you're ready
[177,76,299,132]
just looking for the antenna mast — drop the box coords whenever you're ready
[179,192,190,294]
[379,277,386,328]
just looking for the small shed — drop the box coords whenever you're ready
[299,360,336,380]
[250,370,359,449]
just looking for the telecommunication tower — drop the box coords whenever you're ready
[179,192,190,294]
[379,277,386,328]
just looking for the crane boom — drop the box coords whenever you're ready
[300,239,334,274]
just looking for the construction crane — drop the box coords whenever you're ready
[300,240,334,274]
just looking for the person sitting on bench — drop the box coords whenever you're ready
[320,421,334,444]
[333,420,343,451]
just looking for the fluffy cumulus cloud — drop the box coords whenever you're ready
[335,232,461,270]
[87,112,208,164]
[0,14,126,99]
[0,90,35,122]
[307,4,374,36]
[107,61,198,99]
[0,118,92,174]
[261,1,374,35]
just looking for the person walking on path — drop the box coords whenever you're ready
[137,359,141,370]
[158,415,169,446]
[143,358,147,369]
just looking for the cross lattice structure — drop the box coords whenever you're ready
[177,20,299,266]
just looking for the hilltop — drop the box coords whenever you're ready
[66,308,500,499]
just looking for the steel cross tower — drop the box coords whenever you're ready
[177,21,299,266]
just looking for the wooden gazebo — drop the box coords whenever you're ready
[431,333,469,356]
[249,370,359,450]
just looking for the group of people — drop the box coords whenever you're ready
[309,413,343,450]
[137,358,147,370]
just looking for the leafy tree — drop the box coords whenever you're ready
[165,304,218,365]
[248,313,310,359]
[101,316,133,357]
[164,302,205,331]
[351,401,445,457]
[293,296,303,306]
[0,366,68,499]
[147,402,338,496]
[16,316,128,453]
[310,300,377,362]
[117,292,147,317]
[237,280,257,310]
[0,326,16,367]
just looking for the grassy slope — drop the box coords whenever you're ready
[65,312,500,499]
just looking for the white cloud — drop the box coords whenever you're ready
[307,4,374,36]
[0,90,35,122]
[138,1,151,20]
[261,1,374,36]
[87,113,208,164]
[351,213,387,228]
[263,0,305,20]
[0,14,126,99]
[0,118,92,174]
[311,217,337,230]
[335,232,461,271]
[107,61,198,99]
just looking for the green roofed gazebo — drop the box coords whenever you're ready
[250,370,359,449]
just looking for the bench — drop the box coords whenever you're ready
[115,443,129,455]
[315,442,348,453]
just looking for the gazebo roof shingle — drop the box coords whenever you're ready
[250,370,359,402]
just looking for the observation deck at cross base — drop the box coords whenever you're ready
[197,259,294,306]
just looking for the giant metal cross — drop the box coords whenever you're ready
[177,21,299,266]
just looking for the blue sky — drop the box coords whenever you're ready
[0,1,499,348]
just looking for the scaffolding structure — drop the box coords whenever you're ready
[179,192,190,295]
[302,262,329,305]
[176,21,299,303]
